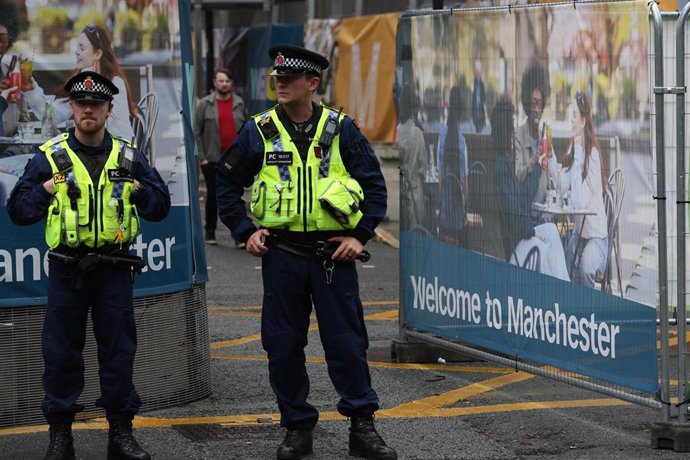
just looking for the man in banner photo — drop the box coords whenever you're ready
[216,45,396,460]
[7,71,170,460]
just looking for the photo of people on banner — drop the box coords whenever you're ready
[0,0,182,206]
[0,0,194,304]
[398,3,651,301]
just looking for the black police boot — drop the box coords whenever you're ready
[276,429,313,459]
[44,422,76,460]
[349,416,397,460]
[107,419,151,460]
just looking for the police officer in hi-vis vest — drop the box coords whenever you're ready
[216,45,396,460]
[7,71,170,460]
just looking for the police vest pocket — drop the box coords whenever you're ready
[265,182,295,221]
[102,201,139,244]
[128,205,140,240]
[251,181,267,219]
[251,180,296,226]
[77,198,90,226]
[62,208,80,246]
[45,194,63,249]
[315,178,364,229]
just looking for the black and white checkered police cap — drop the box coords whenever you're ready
[269,44,329,77]
[64,71,119,102]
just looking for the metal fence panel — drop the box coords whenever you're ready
[397,0,660,401]
[0,285,211,427]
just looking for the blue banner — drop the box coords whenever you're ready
[0,206,194,306]
[402,231,658,394]
[0,0,205,306]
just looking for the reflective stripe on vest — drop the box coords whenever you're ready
[250,105,363,231]
[43,134,140,248]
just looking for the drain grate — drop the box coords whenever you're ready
[172,423,330,442]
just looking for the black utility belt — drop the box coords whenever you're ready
[48,250,145,272]
[262,233,370,263]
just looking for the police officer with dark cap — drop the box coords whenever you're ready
[7,71,170,460]
[216,45,397,459]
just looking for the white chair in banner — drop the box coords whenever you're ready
[597,168,625,295]
[132,92,159,164]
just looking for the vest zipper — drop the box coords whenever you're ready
[302,163,308,231]
[93,184,99,248]
[87,185,93,231]
[308,166,313,214]
[98,185,105,247]
[297,167,302,214]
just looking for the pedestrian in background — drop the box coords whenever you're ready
[7,71,170,460]
[194,68,246,246]
[216,45,397,460]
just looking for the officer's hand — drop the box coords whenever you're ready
[247,229,270,257]
[328,236,363,262]
[43,179,55,194]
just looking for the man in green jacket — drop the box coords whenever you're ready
[193,68,246,245]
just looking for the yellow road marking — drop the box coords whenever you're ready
[209,306,262,312]
[208,300,398,311]
[211,353,511,374]
[210,334,262,350]
[378,398,630,419]
[362,310,398,320]
[210,310,397,349]
[0,397,628,436]
[209,311,399,320]
[384,372,535,416]
[209,312,262,318]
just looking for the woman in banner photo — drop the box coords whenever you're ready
[559,90,608,287]
[41,24,137,140]
[437,86,468,246]
[492,96,569,281]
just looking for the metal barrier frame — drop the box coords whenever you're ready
[0,285,212,427]
[397,0,671,418]
[675,1,690,423]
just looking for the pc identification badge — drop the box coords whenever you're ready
[266,151,293,165]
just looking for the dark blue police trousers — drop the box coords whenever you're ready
[41,258,141,423]
[261,247,380,430]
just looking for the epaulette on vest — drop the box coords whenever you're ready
[39,132,69,152]
[320,102,347,117]
[112,135,134,148]
[253,105,278,119]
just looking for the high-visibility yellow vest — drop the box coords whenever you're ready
[250,104,363,231]
[42,133,140,248]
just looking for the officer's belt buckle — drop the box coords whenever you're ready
[78,254,103,273]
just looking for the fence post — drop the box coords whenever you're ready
[676,2,690,423]
[650,0,671,423]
